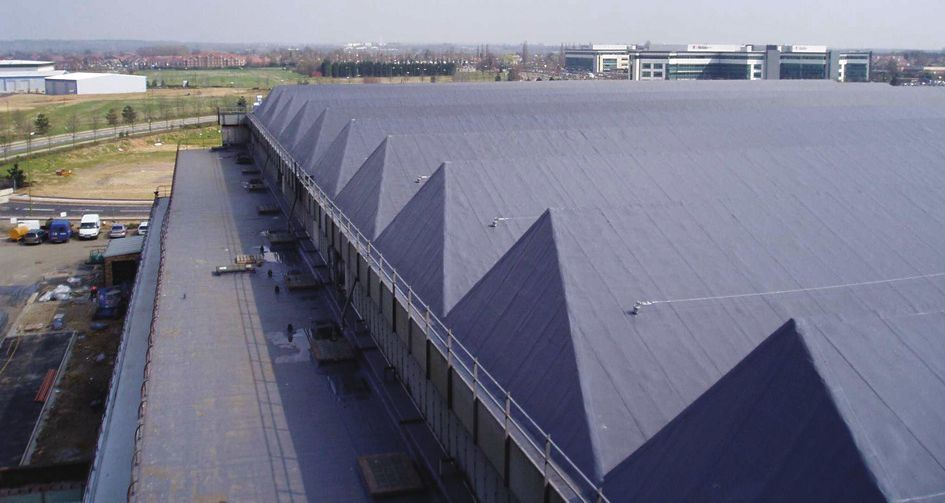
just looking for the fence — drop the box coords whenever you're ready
[248,115,609,503]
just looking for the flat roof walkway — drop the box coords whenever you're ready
[133,150,435,502]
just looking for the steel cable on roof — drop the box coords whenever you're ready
[633,271,945,313]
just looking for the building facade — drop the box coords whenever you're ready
[565,45,871,82]
[0,60,65,93]
[563,45,632,74]
[45,73,147,95]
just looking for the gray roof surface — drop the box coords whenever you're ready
[134,150,433,502]
[103,235,144,258]
[86,199,167,502]
[254,81,945,501]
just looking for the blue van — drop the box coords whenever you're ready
[48,219,73,243]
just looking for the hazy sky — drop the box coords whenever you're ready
[2,0,943,49]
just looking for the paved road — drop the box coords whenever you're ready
[1,115,217,161]
[0,200,152,220]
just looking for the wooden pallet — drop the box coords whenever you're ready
[234,254,263,265]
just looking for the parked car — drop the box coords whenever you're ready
[48,219,73,243]
[109,223,128,239]
[21,229,47,245]
[8,219,41,242]
[78,214,101,240]
[137,220,149,236]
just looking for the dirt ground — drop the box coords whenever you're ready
[30,160,173,200]
[24,128,221,199]
[0,236,124,466]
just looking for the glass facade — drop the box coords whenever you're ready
[601,58,619,71]
[844,63,868,82]
[780,63,827,79]
[666,63,751,80]
[565,56,595,72]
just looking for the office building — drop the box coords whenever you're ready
[565,44,871,82]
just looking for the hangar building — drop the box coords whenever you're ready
[45,72,147,95]
[245,81,945,502]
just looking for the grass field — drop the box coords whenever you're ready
[0,88,254,139]
[6,126,220,199]
[136,67,303,89]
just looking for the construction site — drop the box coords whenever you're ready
[67,80,945,502]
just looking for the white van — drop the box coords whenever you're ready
[78,214,101,239]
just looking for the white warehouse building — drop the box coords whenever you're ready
[45,72,147,95]
[0,60,65,93]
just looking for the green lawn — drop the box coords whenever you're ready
[0,90,252,139]
[136,67,304,89]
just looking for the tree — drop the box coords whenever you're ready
[17,114,35,157]
[7,163,26,189]
[11,110,28,153]
[121,105,137,130]
[237,96,247,108]
[34,114,51,148]
[90,114,101,143]
[157,99,171,128]
[105,108,119,135]
[0,115,9,160]
[143,99,154,133]
[66,112,80,149]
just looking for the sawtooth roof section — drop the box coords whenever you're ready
[601,318,887,502]
[335,128,650,240]
[605,311,945,502]
[442,210,598,477]
[447,198,945,487]
[257,83,945,203]
[331,114,945,244]
[374,155,646,316]
[277,101,322,161]
[269,92,312,140]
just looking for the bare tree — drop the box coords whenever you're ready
[0,114,9,160]
[106,108,119,135]
[144,99,154,133]
[90,114,101,144]
[158,99,170,129]
[66,112,80,149]
[18,114,35,157]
